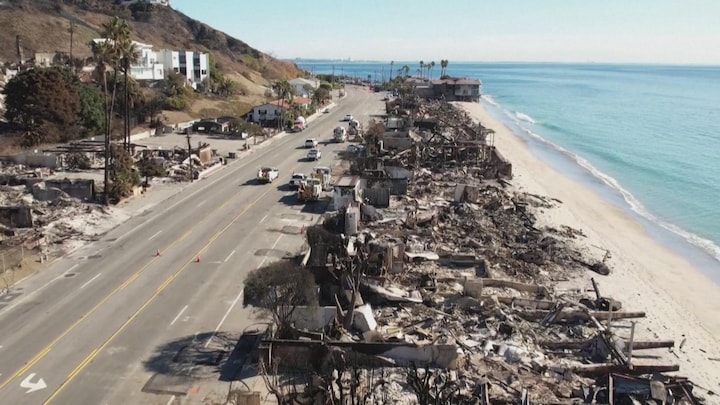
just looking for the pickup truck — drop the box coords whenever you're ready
[289,173,307,189]
[257,167,279,183]
[307,149,322,161]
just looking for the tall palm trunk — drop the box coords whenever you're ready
[124,67,130,152]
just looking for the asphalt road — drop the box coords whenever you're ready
[0,86,384,405]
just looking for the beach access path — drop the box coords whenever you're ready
[457,101,720,393]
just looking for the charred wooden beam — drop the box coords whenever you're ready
[520,310,645,323]
[539,339,674,350]
[570,363,679,376]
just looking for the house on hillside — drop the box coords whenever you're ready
[289,78,320,97]
[157,50,210,89]
[249,96,312,126]
[91,39,165,81]
[429,78,481,102]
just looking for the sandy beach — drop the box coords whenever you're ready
[456,101,720,392]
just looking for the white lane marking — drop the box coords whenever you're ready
[224,250,236,263]
[201,235,284,348]
[259,214,269,223]
[20,372,47,393]
[257,234,284,269]
[170,305,189,326]
[148,230,163,241]
[166,395,175,405]
[0,264,78,315]
[204,291,243,348]
[80,273,102,289]
[197,199,207,207]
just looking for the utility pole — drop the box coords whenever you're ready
[186,131,193,183]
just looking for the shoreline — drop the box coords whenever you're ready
[456,101,720,390]
[481,96,720,283]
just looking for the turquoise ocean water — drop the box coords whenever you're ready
[298,61,720,280]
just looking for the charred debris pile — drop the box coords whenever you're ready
[255,100,707,404]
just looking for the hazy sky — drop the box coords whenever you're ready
[170,0,720,64]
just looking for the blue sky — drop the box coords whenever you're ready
[170,0,720,64]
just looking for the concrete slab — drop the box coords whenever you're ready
[141,373,193,396]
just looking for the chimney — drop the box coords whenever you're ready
[16,35,24,64]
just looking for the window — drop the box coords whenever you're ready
[201,69,207,75]
[173,67,179,72]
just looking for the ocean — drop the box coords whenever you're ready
[298,61,720,280]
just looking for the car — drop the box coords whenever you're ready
[343,114,354,121]
[257,167,279,183]
[323,108,331,114]
[307,149,322,161]
[289,173,307,189]
[304,138,318,148]
[346,144,359,154]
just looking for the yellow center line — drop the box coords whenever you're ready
[0,168,271,394]
[42,167,296,404]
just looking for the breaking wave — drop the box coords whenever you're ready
[515,111,536,124]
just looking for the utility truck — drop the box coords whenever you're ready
[348,119,362,137]
[312,166,333,191]
[297,178,322,202]
[333,126,347,143]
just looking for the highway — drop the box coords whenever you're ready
[0,86,384,404]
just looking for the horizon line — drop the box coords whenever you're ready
[285,59,720,68]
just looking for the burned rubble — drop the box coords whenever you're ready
[257,100,707,404]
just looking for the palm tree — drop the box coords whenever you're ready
[119,39,139,152]
[429,61,436,80]
[93,16,136,203]
[389,60,394,80]
[440,59,448,78]
[401,65,410,77]
[68,21,77,71]
[91,40,118,205]
[419,61,424,79]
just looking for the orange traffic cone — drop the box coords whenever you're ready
[156,249,161,257]
[195,256,201,263]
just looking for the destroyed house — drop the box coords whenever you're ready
[191,119,230,134]
[332,176,364,211]
[382,129,422,151]
[364,166,413,207]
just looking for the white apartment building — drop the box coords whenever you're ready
[91,39,165,81]
[157,50,210,89]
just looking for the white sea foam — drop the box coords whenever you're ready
[515,111,536,124]
[481,95,499,106]
[483,98,720,263]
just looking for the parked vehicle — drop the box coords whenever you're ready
[288,173,307,189]
[333,126,347,142]
[257,167,279,183]
[343,114,354,122]
[348,119,362,137]
[307,149,322,161]
[297,178,322,202]
[304,138,318,148]
[323,108,331,114]
[312,166,333,191]
[292,116,307,132]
